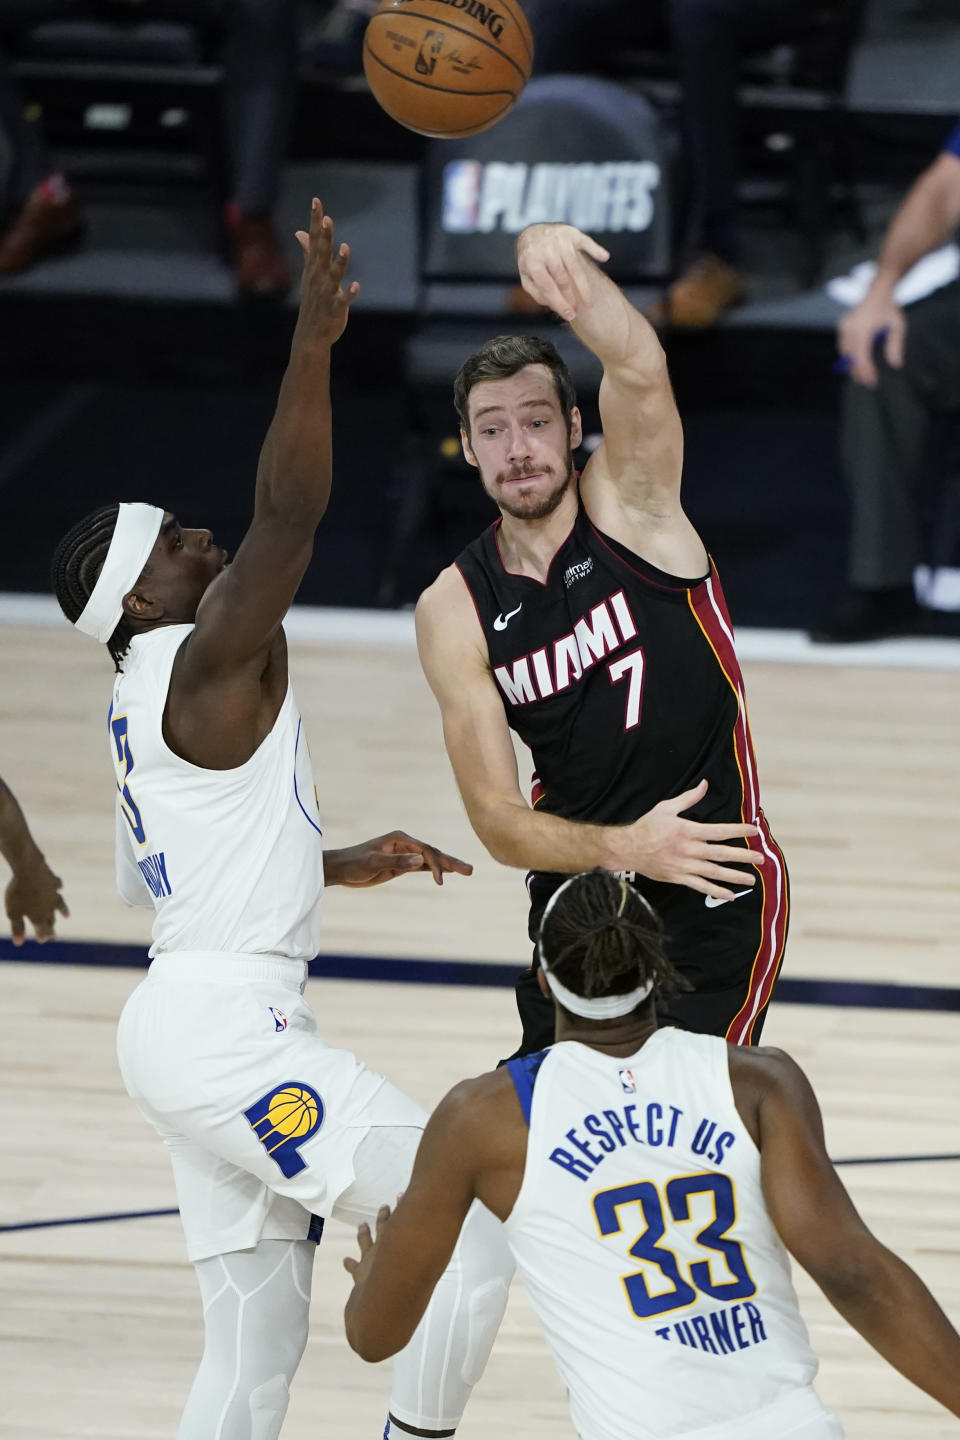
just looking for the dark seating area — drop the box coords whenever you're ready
[1,0,958,633]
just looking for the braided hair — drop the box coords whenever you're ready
[539,870,686,1008]
[51,505,138,671]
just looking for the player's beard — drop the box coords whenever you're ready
[488,455,575,520]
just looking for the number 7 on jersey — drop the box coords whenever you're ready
[608,647,645,731]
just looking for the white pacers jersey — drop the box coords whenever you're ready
[108,625,325,960]
[504,1030,841,1440]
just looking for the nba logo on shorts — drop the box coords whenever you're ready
[618,1067,637,1094]
[442,161,483,233]
[244,1082,324,1177]
[269,1006,288,1032]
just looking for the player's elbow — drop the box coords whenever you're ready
[465,800,521,866]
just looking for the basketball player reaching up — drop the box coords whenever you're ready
[1,775,68,945]
[343,869,960,1440]
[50,200,512,1440]
[416,221,786,1056]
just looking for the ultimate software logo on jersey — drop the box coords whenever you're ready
[441,160,662,235]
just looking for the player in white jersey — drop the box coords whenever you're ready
[343,869,960,1439]
[50,200,513,1440]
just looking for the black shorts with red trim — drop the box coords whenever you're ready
[512,851,790,1058]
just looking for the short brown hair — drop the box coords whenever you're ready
[453,334,577,437]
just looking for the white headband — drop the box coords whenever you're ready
[74,503,164,643]
[538,874,655,1020]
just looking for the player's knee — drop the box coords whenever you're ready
[248,1373,290,1440]
[454,1204,513,1384]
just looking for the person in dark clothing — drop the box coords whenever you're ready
[520,0,809,327]
[0,0,299,295]
[811,119,960,642]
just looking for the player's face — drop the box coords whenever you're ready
[133,512,228,622]
[462,366,582,521]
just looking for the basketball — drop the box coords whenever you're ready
[267,1086,319,1139]
[363,0,533,139]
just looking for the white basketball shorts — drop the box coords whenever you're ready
[116,952,427,1262]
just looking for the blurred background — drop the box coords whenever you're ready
[0,0,957,638]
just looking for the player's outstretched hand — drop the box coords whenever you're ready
[293,197,360,347]
[625,779,765,902]
[4,855,69,946]
[344,1204,391,1286]
[324,831,473,888]
[516,222,610,322]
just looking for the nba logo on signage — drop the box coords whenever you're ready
[442,160,484,233]
[618,1068,637,1095]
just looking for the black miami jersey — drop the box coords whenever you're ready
[455,503,788,1048]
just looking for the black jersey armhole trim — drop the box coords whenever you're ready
[588,518,711,594]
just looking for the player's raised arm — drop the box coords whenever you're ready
[735,1047,960,1418]
[417,568,764,900]
[188,199,359,670]
[514,223,702,574]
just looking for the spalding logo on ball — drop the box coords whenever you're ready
[364,0,534,139]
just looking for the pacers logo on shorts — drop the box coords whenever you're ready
[244,1082,324,1178]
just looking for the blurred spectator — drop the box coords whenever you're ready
[812,121,960,643]
[0,0,300,296]
[521,0,809,327]
[0,775,68,945]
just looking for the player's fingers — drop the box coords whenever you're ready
[681,876,736,902]
[669,778,709,813]
[34,918,56,942]
[698,842,764,863]
[580,234,610,264]
[526,262,572,318]
[356,1221,372,1253]
[294,230,309,257]
[56,896,70,918]
[700,865,759,888]
[9,913,25,947]
[343,1256,359,1277]
[561,248,596,308]
[332,241,351,281]
[695,822,759,840]
[543,258,579,318]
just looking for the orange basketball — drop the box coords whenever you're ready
[363,0,533,139]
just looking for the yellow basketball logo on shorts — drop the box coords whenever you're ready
[244,1082,324,1177]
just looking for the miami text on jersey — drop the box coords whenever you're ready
[493,589,638,705]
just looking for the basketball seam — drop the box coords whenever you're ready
[364,36,517,99]
[486,0,534,66]
[366,12,530,85]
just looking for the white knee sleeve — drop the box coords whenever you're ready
[388,1200,515,1434]
[178,1238,314,1440]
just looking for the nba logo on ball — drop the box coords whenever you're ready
[244,1082,324,1177]
[442,161,483,231]
[618,1068,638,1095]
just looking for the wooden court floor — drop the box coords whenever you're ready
[1,619,959,1438]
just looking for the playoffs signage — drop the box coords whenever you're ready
[425,75,674,279]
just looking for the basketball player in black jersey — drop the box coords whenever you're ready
[416,221,788,1055]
